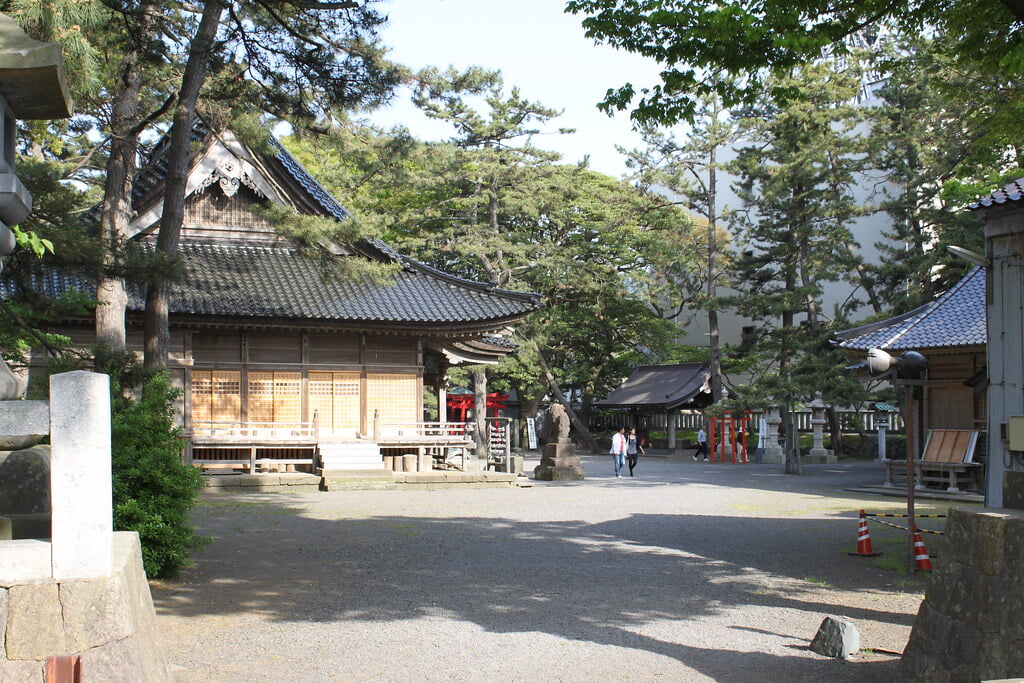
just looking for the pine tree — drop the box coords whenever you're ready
[621,89,741,402]
[728,63,870,470]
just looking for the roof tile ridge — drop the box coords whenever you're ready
[397,254,541,303]
[880,266,982,347]
[269,137,353,221]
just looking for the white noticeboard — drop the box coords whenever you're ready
[527,417,538,450]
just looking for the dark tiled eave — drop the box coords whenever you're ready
[969,178,1024,209]
[7,243,538,330]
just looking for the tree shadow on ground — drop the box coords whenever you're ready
[153,491,916,681]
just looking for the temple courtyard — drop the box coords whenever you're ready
[152,455,971,681]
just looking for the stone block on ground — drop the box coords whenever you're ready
[537,440,583,480]
[320,469,396,491]
[809,615,860,659]
[897,508,1024,682]
[804,449,837,464]
[534,464,585,481]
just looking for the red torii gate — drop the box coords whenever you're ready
[708,410,751,464]
[446,392,509,423]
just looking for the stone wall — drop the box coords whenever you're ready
[1,532,175,682]
[897,507,1024,681]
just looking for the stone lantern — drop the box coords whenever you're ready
[763,405,785,464]
[806,395,836,464]
[0,13,72,399]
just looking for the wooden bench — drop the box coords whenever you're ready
[883,429,982,493]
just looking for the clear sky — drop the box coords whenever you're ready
[368,0,664,178]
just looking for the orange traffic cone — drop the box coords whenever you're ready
[850,511,881,556]
[913,530,933,571]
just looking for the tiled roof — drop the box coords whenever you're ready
[61,120,540,330]
[597,363,714,410]
[8,243,538,328]
[835,267,986,350]
[969,178,1024,209]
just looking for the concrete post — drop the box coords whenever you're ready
[667,412,676,452]
[49,370,112,579]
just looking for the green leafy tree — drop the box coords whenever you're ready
[566,0,1024,125]
[863,38,1017,313]
[287,79,698,439]
[108,368,205,578]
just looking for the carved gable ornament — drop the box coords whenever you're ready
[198,157,265,199]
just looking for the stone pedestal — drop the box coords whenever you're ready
[533,440,584,481]
[805,449,836,464]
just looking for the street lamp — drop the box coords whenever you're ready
[867,347,930,573]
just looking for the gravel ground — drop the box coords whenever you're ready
[152,454,970,682]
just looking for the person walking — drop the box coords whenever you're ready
[610,426,627,478]
[693,425,708,462]
[626,427,645,476]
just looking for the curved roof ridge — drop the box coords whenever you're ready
[396,255,541,304]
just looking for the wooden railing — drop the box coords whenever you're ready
[373,419,472,445]
[188,414,320,473]
[190,418,319,443]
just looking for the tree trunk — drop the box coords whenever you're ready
[782,233,799,475]
[97,6,156,351]
[826,404,844,455]
[473,367,488,458]
[143,0,224,368]
[707,145,722,401]
[535,346,598,452]
[784,408,801,475]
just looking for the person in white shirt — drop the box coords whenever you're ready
[693,426,708,462]
[609,426,627,478]
[626,427,645,476]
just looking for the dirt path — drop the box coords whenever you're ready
[153,456,968,682]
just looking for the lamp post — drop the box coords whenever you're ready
[867,348,930,573]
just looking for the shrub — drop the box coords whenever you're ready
[111,371,206,578]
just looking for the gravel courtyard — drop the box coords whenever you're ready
[152,455,967,682]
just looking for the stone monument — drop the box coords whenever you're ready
[533,403,584,481]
